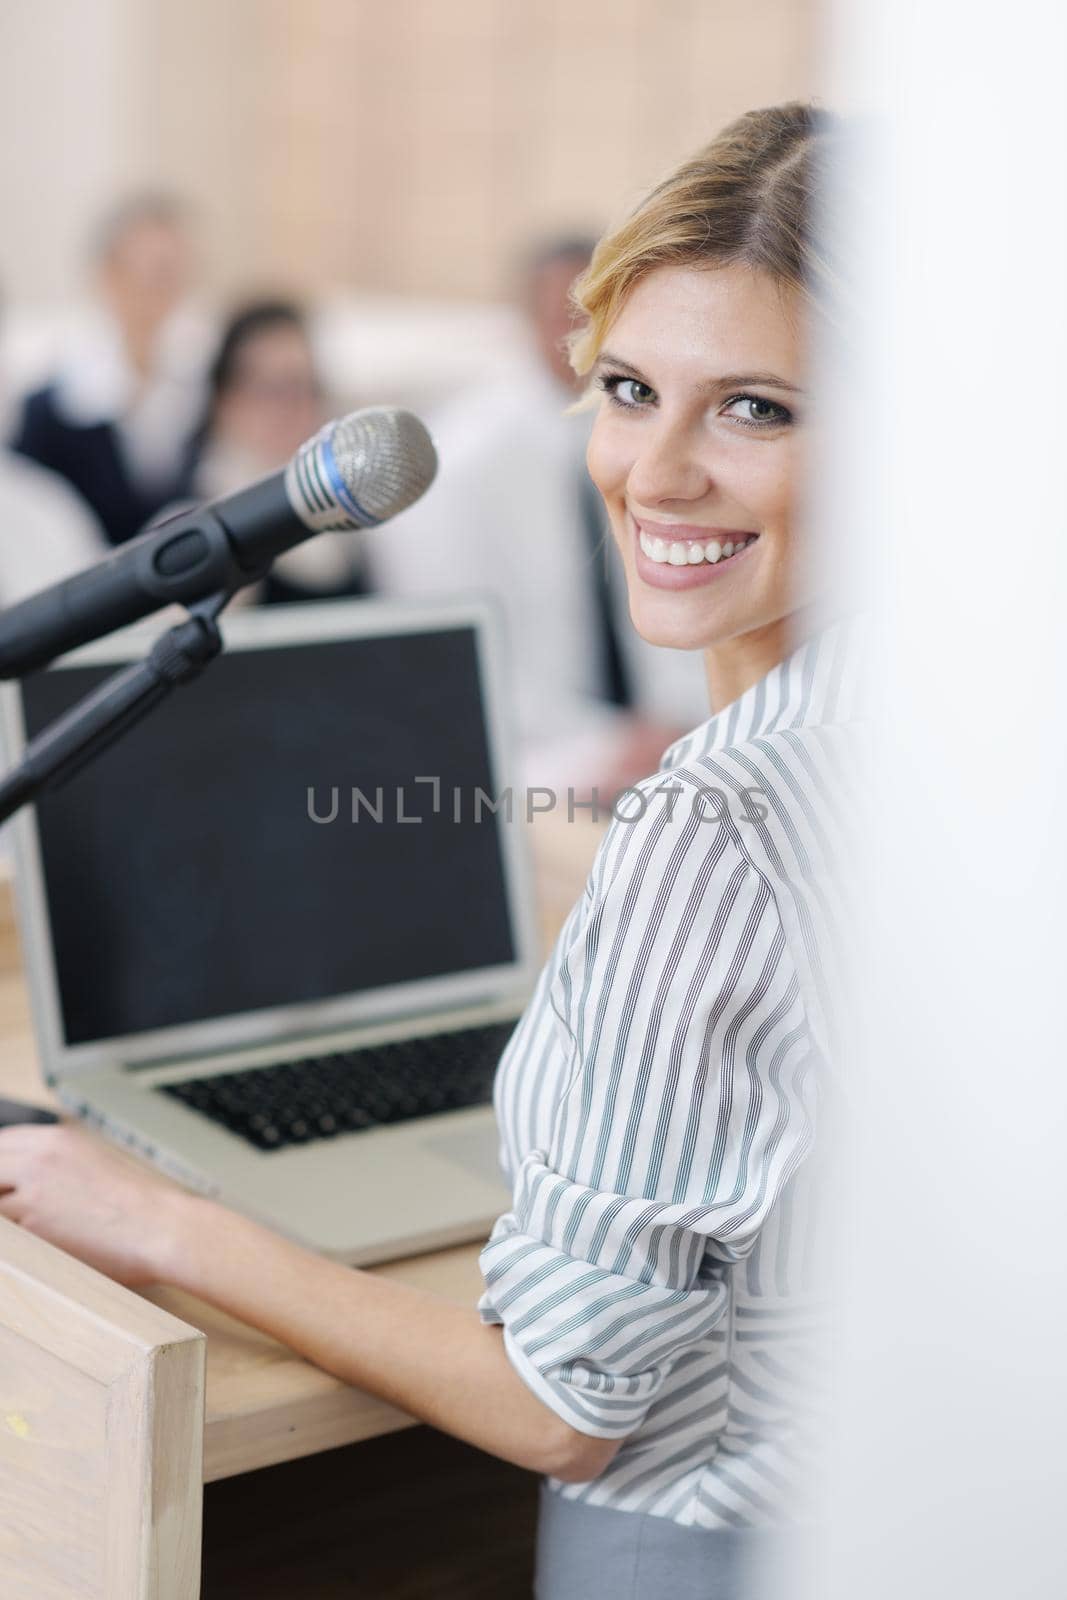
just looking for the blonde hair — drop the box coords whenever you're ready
[569,102,836,376]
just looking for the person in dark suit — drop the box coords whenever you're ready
[11,194,207,546]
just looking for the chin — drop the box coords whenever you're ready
[627,593,730,652]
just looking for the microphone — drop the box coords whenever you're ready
[0,406,438,679]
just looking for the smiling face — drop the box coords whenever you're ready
[586,262,817,678]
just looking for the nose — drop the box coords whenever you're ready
[626,414,712,507]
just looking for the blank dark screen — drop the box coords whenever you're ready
[20,626,516,1045]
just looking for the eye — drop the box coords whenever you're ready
[722,394,793,429]
[596,372,657,409]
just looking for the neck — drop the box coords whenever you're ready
[121,321,157,382]
[110,302,171,383]
[702,601,835,715]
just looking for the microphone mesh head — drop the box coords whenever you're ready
[329,408,438,523]
[285,406,438,532]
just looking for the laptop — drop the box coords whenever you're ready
[0,597,541,1265]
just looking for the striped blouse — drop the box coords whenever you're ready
[477,611,869,1528]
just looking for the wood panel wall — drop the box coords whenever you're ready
[1,1,816,306]
[144,0,817,301]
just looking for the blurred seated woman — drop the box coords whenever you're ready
[187,300,370,603]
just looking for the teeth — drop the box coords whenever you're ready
[638,531,758,566]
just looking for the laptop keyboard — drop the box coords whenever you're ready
[160,1019,517,1152]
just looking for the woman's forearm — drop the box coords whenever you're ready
[158,1191,618,1483]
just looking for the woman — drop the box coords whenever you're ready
[185,299,370,601]
[187,299,324,502]
[0,103,862,1597]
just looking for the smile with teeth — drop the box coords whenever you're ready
[638,531,760,566]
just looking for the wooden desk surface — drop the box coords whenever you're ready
[0,809,602,1484]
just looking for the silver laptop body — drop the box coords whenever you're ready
[0,597,540,1265]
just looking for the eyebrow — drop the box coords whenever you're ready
[595,350,805,396]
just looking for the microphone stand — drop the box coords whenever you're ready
[0,590,234,827]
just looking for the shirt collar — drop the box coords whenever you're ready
[662,609,869,767]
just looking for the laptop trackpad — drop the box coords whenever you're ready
[421,1122,507,1188]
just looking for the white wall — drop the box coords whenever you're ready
[817,2,1067,1596]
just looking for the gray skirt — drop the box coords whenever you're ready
[534,1483,791,1600]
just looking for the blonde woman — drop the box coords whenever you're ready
[0,103,862,1598]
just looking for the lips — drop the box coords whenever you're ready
[634,519,757,540]
[631,516,760,587]
[638,528,759,566]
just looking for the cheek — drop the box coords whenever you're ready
[725,438,798,527]
[586,413,631,505]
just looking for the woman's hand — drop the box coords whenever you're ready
[0,1123,618,1481]
[0,1122,190,1288]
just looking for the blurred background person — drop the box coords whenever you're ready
[10,192,208,547]
[369,235,708,795]
[0,285,106,606]
[184,299,369,603]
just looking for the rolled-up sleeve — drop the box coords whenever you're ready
[478,788,817,1439]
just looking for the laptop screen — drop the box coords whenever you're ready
[19,622,517,1046]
